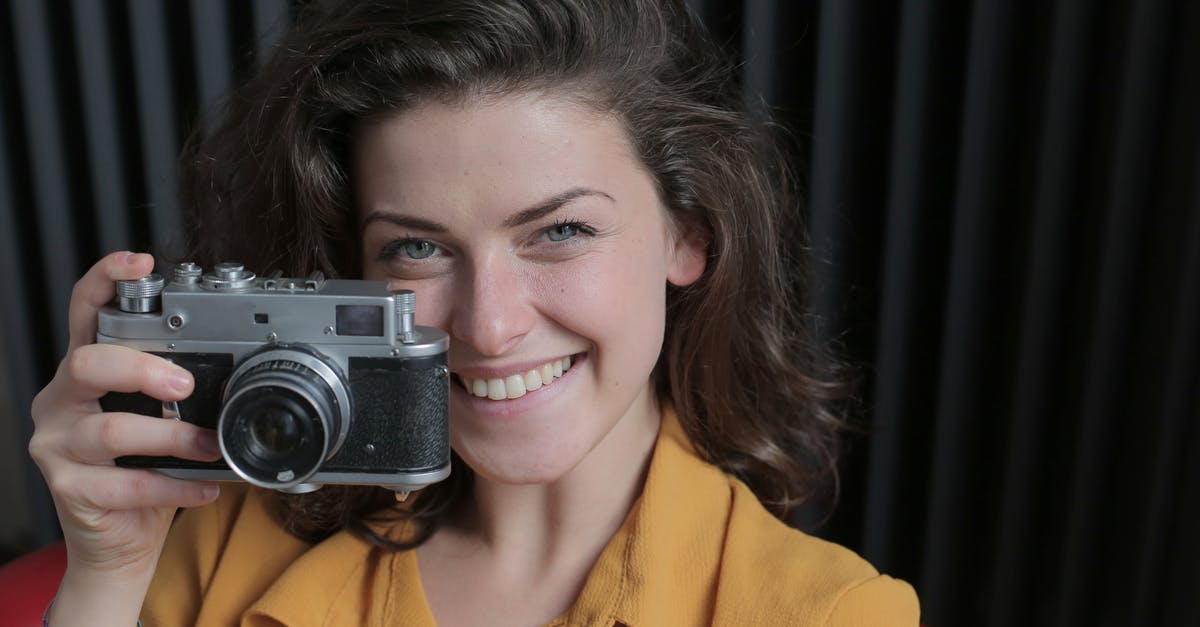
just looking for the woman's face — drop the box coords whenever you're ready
[355,92,705,484]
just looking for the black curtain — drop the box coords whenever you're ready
[2,1,1196,626]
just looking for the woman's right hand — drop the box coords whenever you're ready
[28,251,223,625]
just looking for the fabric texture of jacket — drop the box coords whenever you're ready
[142,408,919,626]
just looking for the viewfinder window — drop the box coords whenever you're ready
[335,305,384,336]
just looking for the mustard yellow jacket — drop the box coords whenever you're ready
[143,410,919,626]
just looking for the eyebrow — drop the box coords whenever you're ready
[360,187,614,233]
[502,187,614,228]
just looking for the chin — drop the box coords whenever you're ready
[456,446,587,485]
[443,375,660,487]
[448,419,606,486]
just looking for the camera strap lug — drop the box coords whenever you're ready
[162,400,182,421]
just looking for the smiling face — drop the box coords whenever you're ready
[355,92,705,485]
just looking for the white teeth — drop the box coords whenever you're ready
[460,357,574,401]
[524,369,543,391]
[487,379,506,400]
[504,374,527,399]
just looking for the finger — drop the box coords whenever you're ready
[67,252,156,354]
[53,343,193,405]
[67,412,221,464]
[55,466,221,513]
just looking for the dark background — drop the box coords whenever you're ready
[1,1,1197,625]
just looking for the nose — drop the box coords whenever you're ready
[450,257,535,356]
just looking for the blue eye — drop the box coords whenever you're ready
[379,238,439,262]
[402,240,437,259]
[546,223,580,242]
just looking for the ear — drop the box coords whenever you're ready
[666,216,709,287]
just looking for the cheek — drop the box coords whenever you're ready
[391,287,455,340]
[408,281,457,329]
[531,238,670,358]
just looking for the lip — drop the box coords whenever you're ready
[450,352,587,417]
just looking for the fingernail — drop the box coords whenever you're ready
[123,251,140,264]
[167,368,192,393]
[201,484,220,501]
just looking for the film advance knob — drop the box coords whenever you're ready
[203,261,257,290]
[173,262,203,284]
[117,273,166,313]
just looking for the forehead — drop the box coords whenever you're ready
[351,92,646,216]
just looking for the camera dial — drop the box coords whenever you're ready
[116,274,165,313]
[203,262,257,290]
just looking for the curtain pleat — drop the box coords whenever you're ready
[807,0,859,344]
[188,0,234,136]
[920,0,1025,621]
[808,0,894,352]
[1163,361,1200,625]
[1,1,1195,625]
[128,0,184,258]
[1137,174,1200,624]
[252,0,291,69]
[1055,1,1175,624]
[10,0,78,357]
[864,0,964,578]
[70,0,133,256]
[0,24,60,547]
[985,0,1094,623]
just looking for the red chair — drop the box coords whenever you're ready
[0,541,66,626]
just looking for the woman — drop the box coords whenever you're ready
[29,1,918,625]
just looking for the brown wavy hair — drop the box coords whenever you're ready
[180,0,848,548]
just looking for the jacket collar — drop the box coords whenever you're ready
[557,407,733,627]
[242,407,731,627]
[243,508,431,625]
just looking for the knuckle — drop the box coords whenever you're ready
[46,470,76,499]
[94,414,124,453]
[30,388,48,419]
[69,273,91,304]
[27,433,48,465]
[168,425,192,452]
[28,402,67,465]
[126,471,154,500]
[63,346,98,382]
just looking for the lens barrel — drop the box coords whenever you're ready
[218,346,352,489]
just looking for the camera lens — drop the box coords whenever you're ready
[219,347,352,489]
[248,403,304,459]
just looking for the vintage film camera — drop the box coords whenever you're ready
[98,261,450,495]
